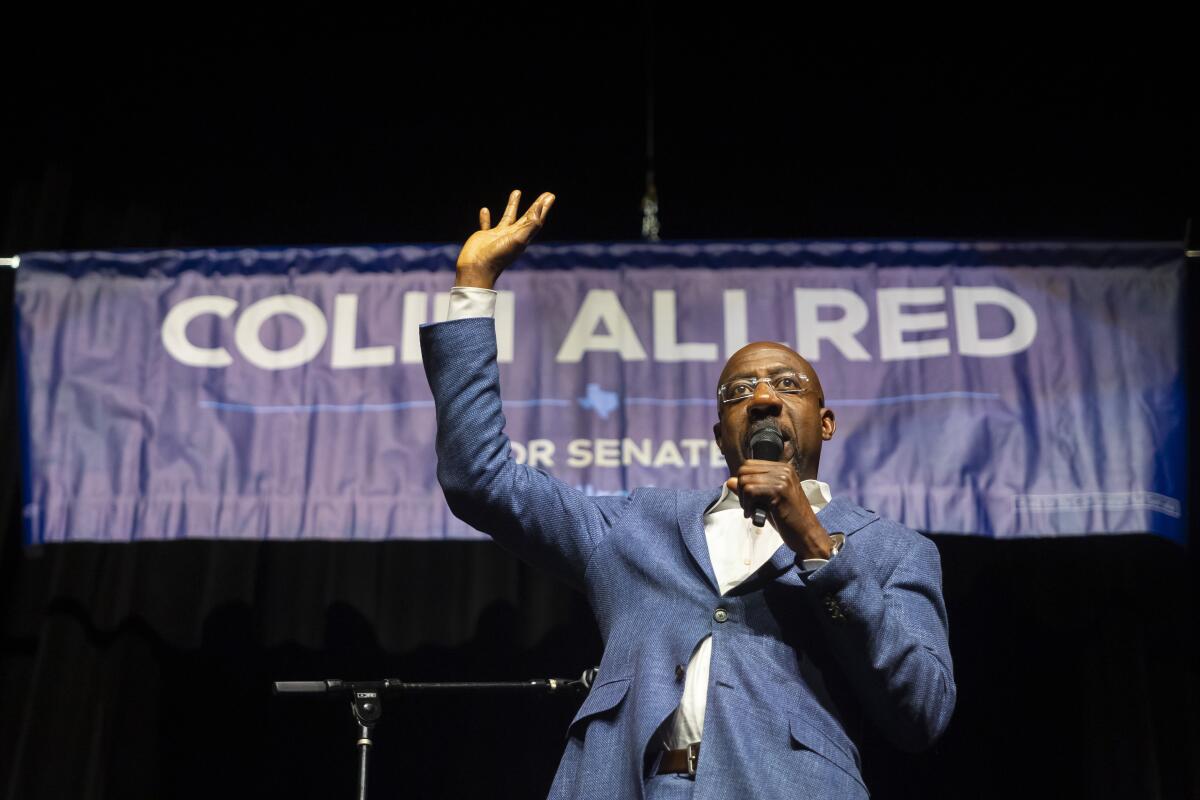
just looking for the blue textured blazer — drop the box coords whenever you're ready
[422,318,955,800]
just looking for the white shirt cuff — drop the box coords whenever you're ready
[447,286,497,320]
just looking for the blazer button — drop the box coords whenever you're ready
[675,664,686,681]
[713,608,729,623]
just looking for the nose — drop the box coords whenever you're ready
[747,379,782,416]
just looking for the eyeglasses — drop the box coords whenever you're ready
[718,372,813,404]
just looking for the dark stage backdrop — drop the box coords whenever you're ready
[1,27,1197,800]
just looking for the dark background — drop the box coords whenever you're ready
[1,14,1196,799]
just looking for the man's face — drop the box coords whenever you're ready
[712,342,836,479]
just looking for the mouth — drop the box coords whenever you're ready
[743,421,793,462]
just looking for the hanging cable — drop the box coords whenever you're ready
[640,3,661,242]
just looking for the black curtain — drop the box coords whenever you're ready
[0,513,1195,798]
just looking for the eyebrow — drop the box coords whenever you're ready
[723,367,806,382]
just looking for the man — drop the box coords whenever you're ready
[421,190,955,800]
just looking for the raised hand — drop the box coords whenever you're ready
[455,189,555,289]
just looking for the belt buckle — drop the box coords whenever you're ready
[686,742,699,778]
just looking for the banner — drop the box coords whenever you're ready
[14,242,1184,544]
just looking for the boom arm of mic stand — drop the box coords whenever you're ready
[273,668,600,697]
[272,669,598,800]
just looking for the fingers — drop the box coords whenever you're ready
[497,189,555,229]
[479,207,491,231]
[516,192,553,229]
[535,192,555,222]
[499,189,522,226]
[733,470,763,517]
[511,192,556,245]
[736,468,791,491]
[734,466,792,518]
[725,476,758,518]
[736,460,787,477]
[515,201,541,228]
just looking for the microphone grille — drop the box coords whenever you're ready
[749,426,784,461]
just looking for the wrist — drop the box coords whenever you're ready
[795,526,840,561]
[795,532,845,573]
[782,514,833,560]
[453,268,495,290]
[808,532,835,560]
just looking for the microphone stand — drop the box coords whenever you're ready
[273,669,598,800]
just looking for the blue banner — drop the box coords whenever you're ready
[14,241,1184,544]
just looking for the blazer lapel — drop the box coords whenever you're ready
[677,489,722,594]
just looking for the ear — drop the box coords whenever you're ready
[820,407,836,440]
[712,421,723,449]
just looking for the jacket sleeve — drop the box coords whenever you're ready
[420,317,627,589]
[803,530,956,751]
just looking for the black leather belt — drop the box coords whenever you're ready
[656,743,699,777]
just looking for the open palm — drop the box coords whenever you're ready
[456,189,555,289]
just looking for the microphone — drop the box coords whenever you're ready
[748,425,784,527]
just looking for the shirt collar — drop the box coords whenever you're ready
[705,478,832,516]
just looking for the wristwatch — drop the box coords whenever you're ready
[795,532,846,573]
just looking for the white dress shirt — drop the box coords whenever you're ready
[662,480,831,749]
[444,286,835,750]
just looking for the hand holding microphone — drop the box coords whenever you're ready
[725,422,835,560]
